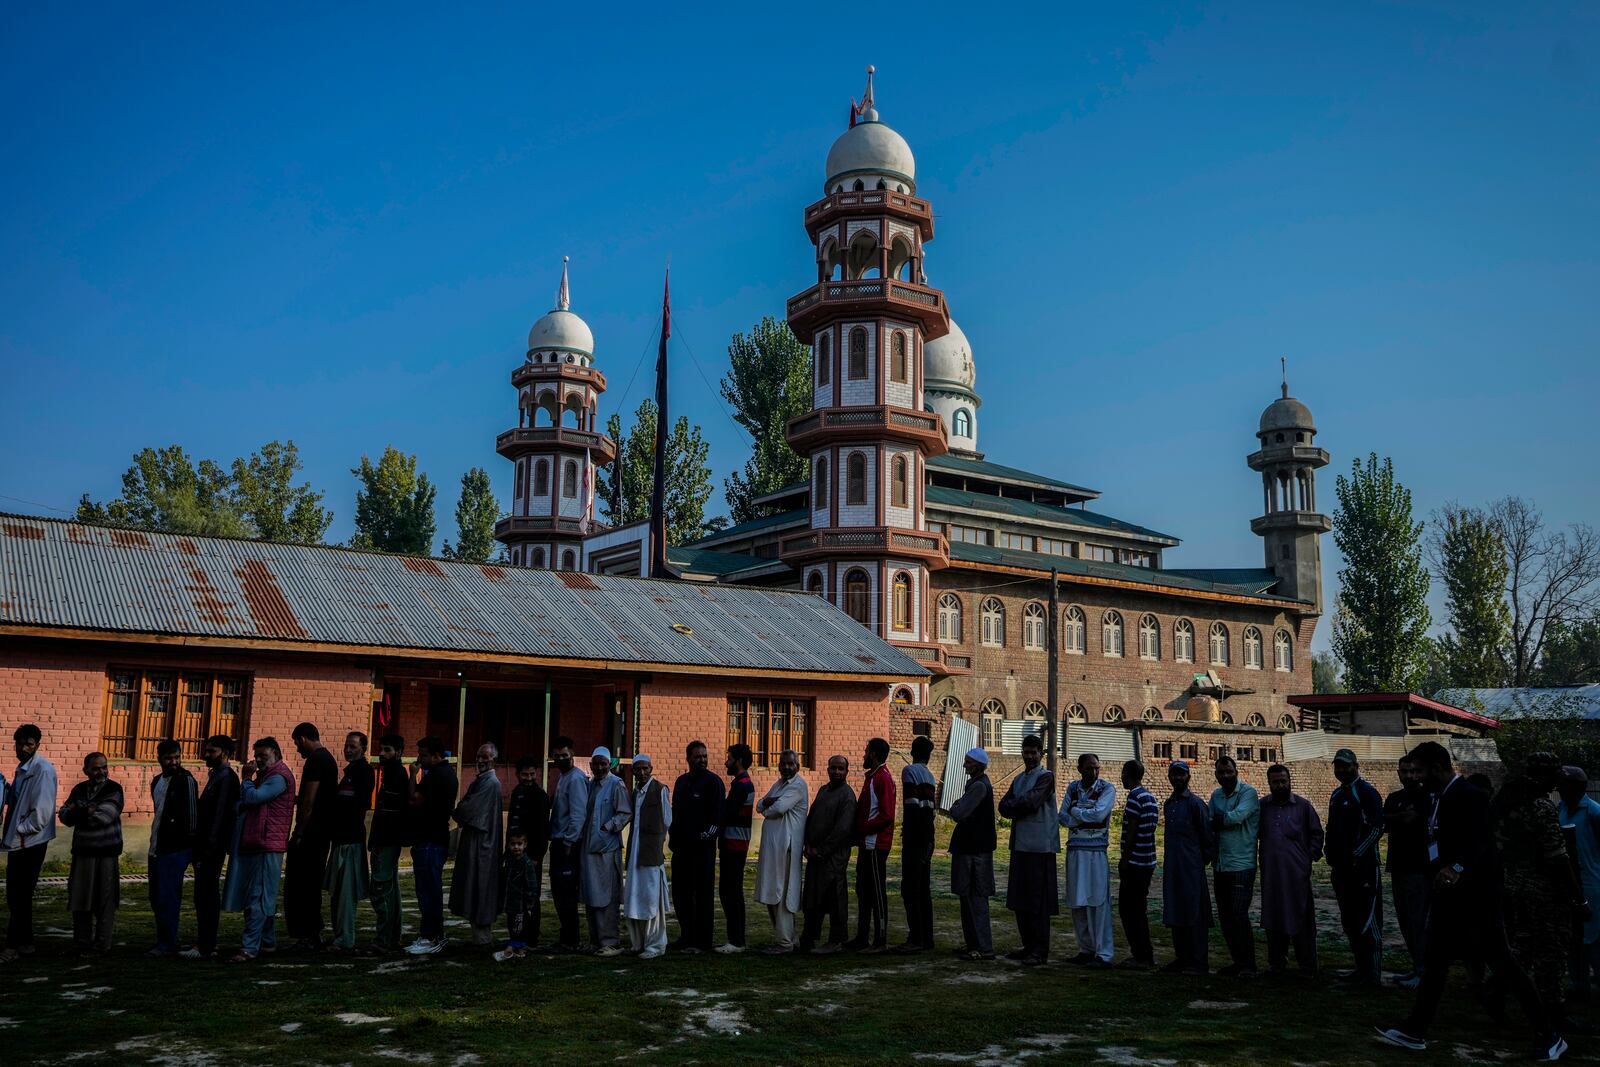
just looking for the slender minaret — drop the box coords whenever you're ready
[782,68,951,685]
[495,258,616,570]
[1249,362,1331,611]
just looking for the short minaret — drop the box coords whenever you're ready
[1248,364,1331,612]
[782,68,952,679]
[494,258,616,571]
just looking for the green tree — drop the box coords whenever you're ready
[351,447,437,555]
[720,317,812,524]
[76,445,252,537]
[1331,453,1431,692]
[1427,503,1510,687]
[1537,616,1600,685]
[1311,651,1345,694]
[442,467,501,563]
[598,399,725,545]
[231,440,332,544]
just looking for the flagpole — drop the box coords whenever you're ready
[648,267,670,579]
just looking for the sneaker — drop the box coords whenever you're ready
[812,942,844,956]
[714,943,746,955]
[594,945,622,958]
[177,947,210,960]
[1535,1034,1569,1062]
[492,948,517,962]
[405,938,445,956]
[1373,1025,1426,1051]
[761,944,794,956]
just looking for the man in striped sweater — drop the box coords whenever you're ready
[1117,760,1160,969]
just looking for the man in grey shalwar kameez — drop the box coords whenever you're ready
[581,747,632,956]
[1162,760,1217,975]
[449,744,504,947]
[799,755,856,954]
[948,748,997,960]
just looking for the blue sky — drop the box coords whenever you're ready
[2,4,1596,651]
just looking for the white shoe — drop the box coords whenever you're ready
[492,948,516,962]
[594,945,622,958]
[639,948,664,960]
[715,943,746,955]
[405,938,444,956]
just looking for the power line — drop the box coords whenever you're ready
[0,492,75,515]
[670,322,745,437]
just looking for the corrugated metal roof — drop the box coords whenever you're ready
[1435,686,1600,722]
[0,515,928,679]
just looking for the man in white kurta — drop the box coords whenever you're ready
[1058,752,1117,965]
[623,755,672,960]
[755,749,809,954]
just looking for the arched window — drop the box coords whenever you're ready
[1142,706,1163,722]
[937,593,962,644]
[1246,712,1267,727]
[893,687,913,704]
[1244,626,1263,670]
[1063,605,1086,654]
[953,408,972,437]
[1138,613,1160,660]
[1174,619,1195,663]
[891,455,909,507]
[1174,707,1188,723]
[1278,713,1298,732]
[846,452,867,505]
[1220,711,1235,725]
[1022,602,1046,650]
[562,459,578,498]
[844,569,870,626]
[807,571,824,596]
[980,699,1005,749]
[1103,705,1125,724]
[514,461,525,499]
[560,549,576,570]
[1102,610,1124,657]
[533,459,550,497]
[938,694,962,716]
[853,179,864,192]
[1023,700,1046,725]
[892,572,911,630]
[891,332,908,382]
[814,457,829,509]
[848,327,868,379]
[530,547,545,568]
[1274,629,1294,672]
[1066,703,1087,724]
[817,333,831,386]
[1209,623,1230,666]
[981,598,1005,647]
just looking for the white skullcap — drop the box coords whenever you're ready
[965,748,989,766]
[633,753,653,765]
[592,747,612,762]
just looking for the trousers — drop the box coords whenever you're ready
[587,903,620,949]
[769,903,796,947]
[284,834,330,941]
[1391,870,1431,976]
[1170,924,1209,971]
[411,843,446,941]
[148,848,192,953]
[193,853,225,954]
[368,845,403,950]
[671,844,716,950]
[719,847,747,947]
[959,893,994,955]
[1214,868,1257,971]
[1118,863,1155,964]
[1268,927,1318,974]
[1015,907,1052,961]
[1404,890,1550,1039]
[1330,862,1383,979]
[854,847,890,947]
[901,829,935,948]
[5,843,48,950]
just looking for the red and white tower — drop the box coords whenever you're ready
[494,258,616,570]
[783,68,952,684]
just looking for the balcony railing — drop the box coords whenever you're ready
[786,405,947,455]
[495,426,618,461]
[494,515,592,539]
[803,189,935,239]
[779,525,949,570]
[786,278,949,338]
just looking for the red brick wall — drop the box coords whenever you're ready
[0,642,371,819]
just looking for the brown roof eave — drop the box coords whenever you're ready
[945,559,1314,611]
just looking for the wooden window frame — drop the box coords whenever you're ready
[562,459,579,499]
[937,592,962,644]
[891,455,908,507]
[1244,626,1263,670]
[891,331,908,383]
[844,569,871,626]
[1063,606,1085,654]
[1138,613,1160,660]
[1174,619,1194,663]
[815,457,829,509]
[102,667,252,762]
[846,452,867,505]
[848,327,868,379]
[817,333,831,386]
[534,459,550,496]
[1102,610,1124,657]
[892,572,912,631]
[726,695,814,769]
[1022,602,1046,651]
[980,598,1005,648]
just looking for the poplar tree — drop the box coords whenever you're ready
[442,467,501,563]
[1428,503,1510,687]
[598,399,725,545]
[350,446,437,555]
[720,317,811,524]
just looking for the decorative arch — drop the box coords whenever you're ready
[844,568,870,626]
[846,452,867,505]
[1209,623,1230,666]
[1066,703,1087,724]
[530,547,546,569]
[847,228,879,278]
[1278,713,1299,732]
[1142,706,1163,722]
[1138,613,1160,660]
[1174,618,1195,663]
[980,699,1005,749]
[937,592,962,643]
[953,408,972,438]
[1246,712,1267,727]
[819,239,842,282]
[891,331,909,382]
[814,456,829,509]
[891,454,909,507]
[1102,610,1125,657]
[1274,629,1294,671]
[1063,605,1086,654]
[981,597,1005,647]
[1023,602,1046,650]
[807,571,824,596]
[938,694,962,716]
[562,459,579,498]
[817,331,832,384]
[1244,626,1263,670]
[1103,705,1126,724]
[893,687,913,705]
[848,327,868,379]
[533,458,550,497]
[560,549,576,571]
[888,235,916,281]
[892,572,912,630]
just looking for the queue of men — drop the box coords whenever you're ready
[1,720,1597,1061]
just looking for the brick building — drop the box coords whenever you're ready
[0,516,924,833]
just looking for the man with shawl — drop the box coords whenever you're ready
[948,747,997,961]
[799,754,856,954]
[449,743,504,947]
[997,733,1059,966]
[1162,760,1216,975]
[1258,763,1323,975]
[582,746,632,956]
[1059,751,1116,967]
[756,749,809,954]
[623,754,672,959]
[57,751,124,955]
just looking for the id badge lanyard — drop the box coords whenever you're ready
[1427,774,1461,864]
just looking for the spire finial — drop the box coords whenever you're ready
[556,256,570,312]
[861,64,878,122]
[1280,355,1288,398]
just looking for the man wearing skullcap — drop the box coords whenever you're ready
[580,747,632,957]
[947,747,997,960]
[1162,760,1216,974]
[623,755,671,959]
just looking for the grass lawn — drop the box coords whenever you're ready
[4,829,1595,1066]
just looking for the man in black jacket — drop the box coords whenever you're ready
[1377,741,1567,1061]
[669,740,724,954]
[147,739,199,958]
[368,734,411,953]
[182,735,239,959]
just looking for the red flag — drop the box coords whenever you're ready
[849,97,858,128]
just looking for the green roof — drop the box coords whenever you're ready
[1159,568,1281,595]
[666,545,774,578]
[949,542,1303,603]
[927,485,1179,544]
[687,508,807,548]
[928,454,1098,498]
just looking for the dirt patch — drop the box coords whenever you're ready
[335,1012,393,1025]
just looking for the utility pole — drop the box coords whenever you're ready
[1047,566,1059,774]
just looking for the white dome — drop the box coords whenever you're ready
[924,319,975,390]
[825,120,916,193]
[526,308,593,357]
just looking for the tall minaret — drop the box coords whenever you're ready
[495,258,616,570]
[1248,364,1331,611]
[783,68,951,680]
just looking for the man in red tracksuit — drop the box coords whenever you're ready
[849,736,897,953]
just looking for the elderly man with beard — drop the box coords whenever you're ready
[998,734,1059,966]
[948,748,997,961]
[1258,763,1323,977]
[624,754,672,959]
[1162,760,1216,975]
[581,747,632,957]
[1060,752,1117,968]
[756,750,809,954]
[450,743,504,948]
[58,751,124,956]
[799,755,856,955]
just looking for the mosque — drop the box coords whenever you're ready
[491,70,1336,770]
